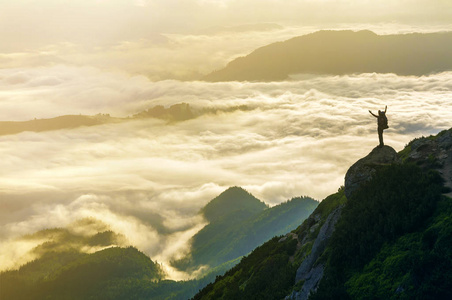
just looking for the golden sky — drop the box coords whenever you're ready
[1,0,452,80]
[1,0,452,278]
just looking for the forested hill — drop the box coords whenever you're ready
[204,30,452,82]
[0,188,317,300]
[173,187,318,273]
[192,128,452,300]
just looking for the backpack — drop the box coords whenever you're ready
[379,112,389,129]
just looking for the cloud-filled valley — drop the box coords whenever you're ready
[1,65,451,278]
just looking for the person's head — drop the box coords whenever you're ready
[378,110,383,116]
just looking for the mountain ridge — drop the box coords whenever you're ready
[204,30,452,82]
[200,186,268,222]
[0,103,196,136]
[172,186,317,274]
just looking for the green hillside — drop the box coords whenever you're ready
[0,219,166,299]
[173,187,317,272]
[0,246,165,300]
[192,128,452,300]
[192,190,346,300]
[311,165,445,299]
[0,189,317,300]
[0,243,245,300]
[201,186,268,222]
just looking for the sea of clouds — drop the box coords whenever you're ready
[1,65,451,278]
[1,7,452,277]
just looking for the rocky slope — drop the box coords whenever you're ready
[193,128,452,300]
[344,145,401,199]
[288,145,401,300]
[400,128,452,196]
[289,205,342,300]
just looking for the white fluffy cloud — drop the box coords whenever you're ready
[0,67,451,277]
[1,0,452,280]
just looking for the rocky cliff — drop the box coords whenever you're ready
[344,145,401,199]
[286,206,342,300]
[287,145,401,300]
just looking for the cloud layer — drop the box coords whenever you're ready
[2,0,452,281]
[1,67,451,277]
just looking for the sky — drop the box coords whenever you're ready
[1,0,452,279]
[1,0,452,80]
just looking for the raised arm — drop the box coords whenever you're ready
[369,110,378,118]
[384,105,387,113]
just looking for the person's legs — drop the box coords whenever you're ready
[378,128,384,147]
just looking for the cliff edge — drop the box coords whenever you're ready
[344,145,401,199]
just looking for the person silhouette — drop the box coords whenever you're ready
[369,105,388,147]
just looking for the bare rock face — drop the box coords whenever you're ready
[288,206,343,300]
[344,146,401,199]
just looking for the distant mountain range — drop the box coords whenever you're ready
[0,103,256,136]
[0,103,195,136]
[204,30,452,81]
[0,114,118,136]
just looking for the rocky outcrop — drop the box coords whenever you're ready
[286,206,343,300]
[344,146,401,199]
[404,129,452,197]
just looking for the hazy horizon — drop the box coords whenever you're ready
[1,0,452,281]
